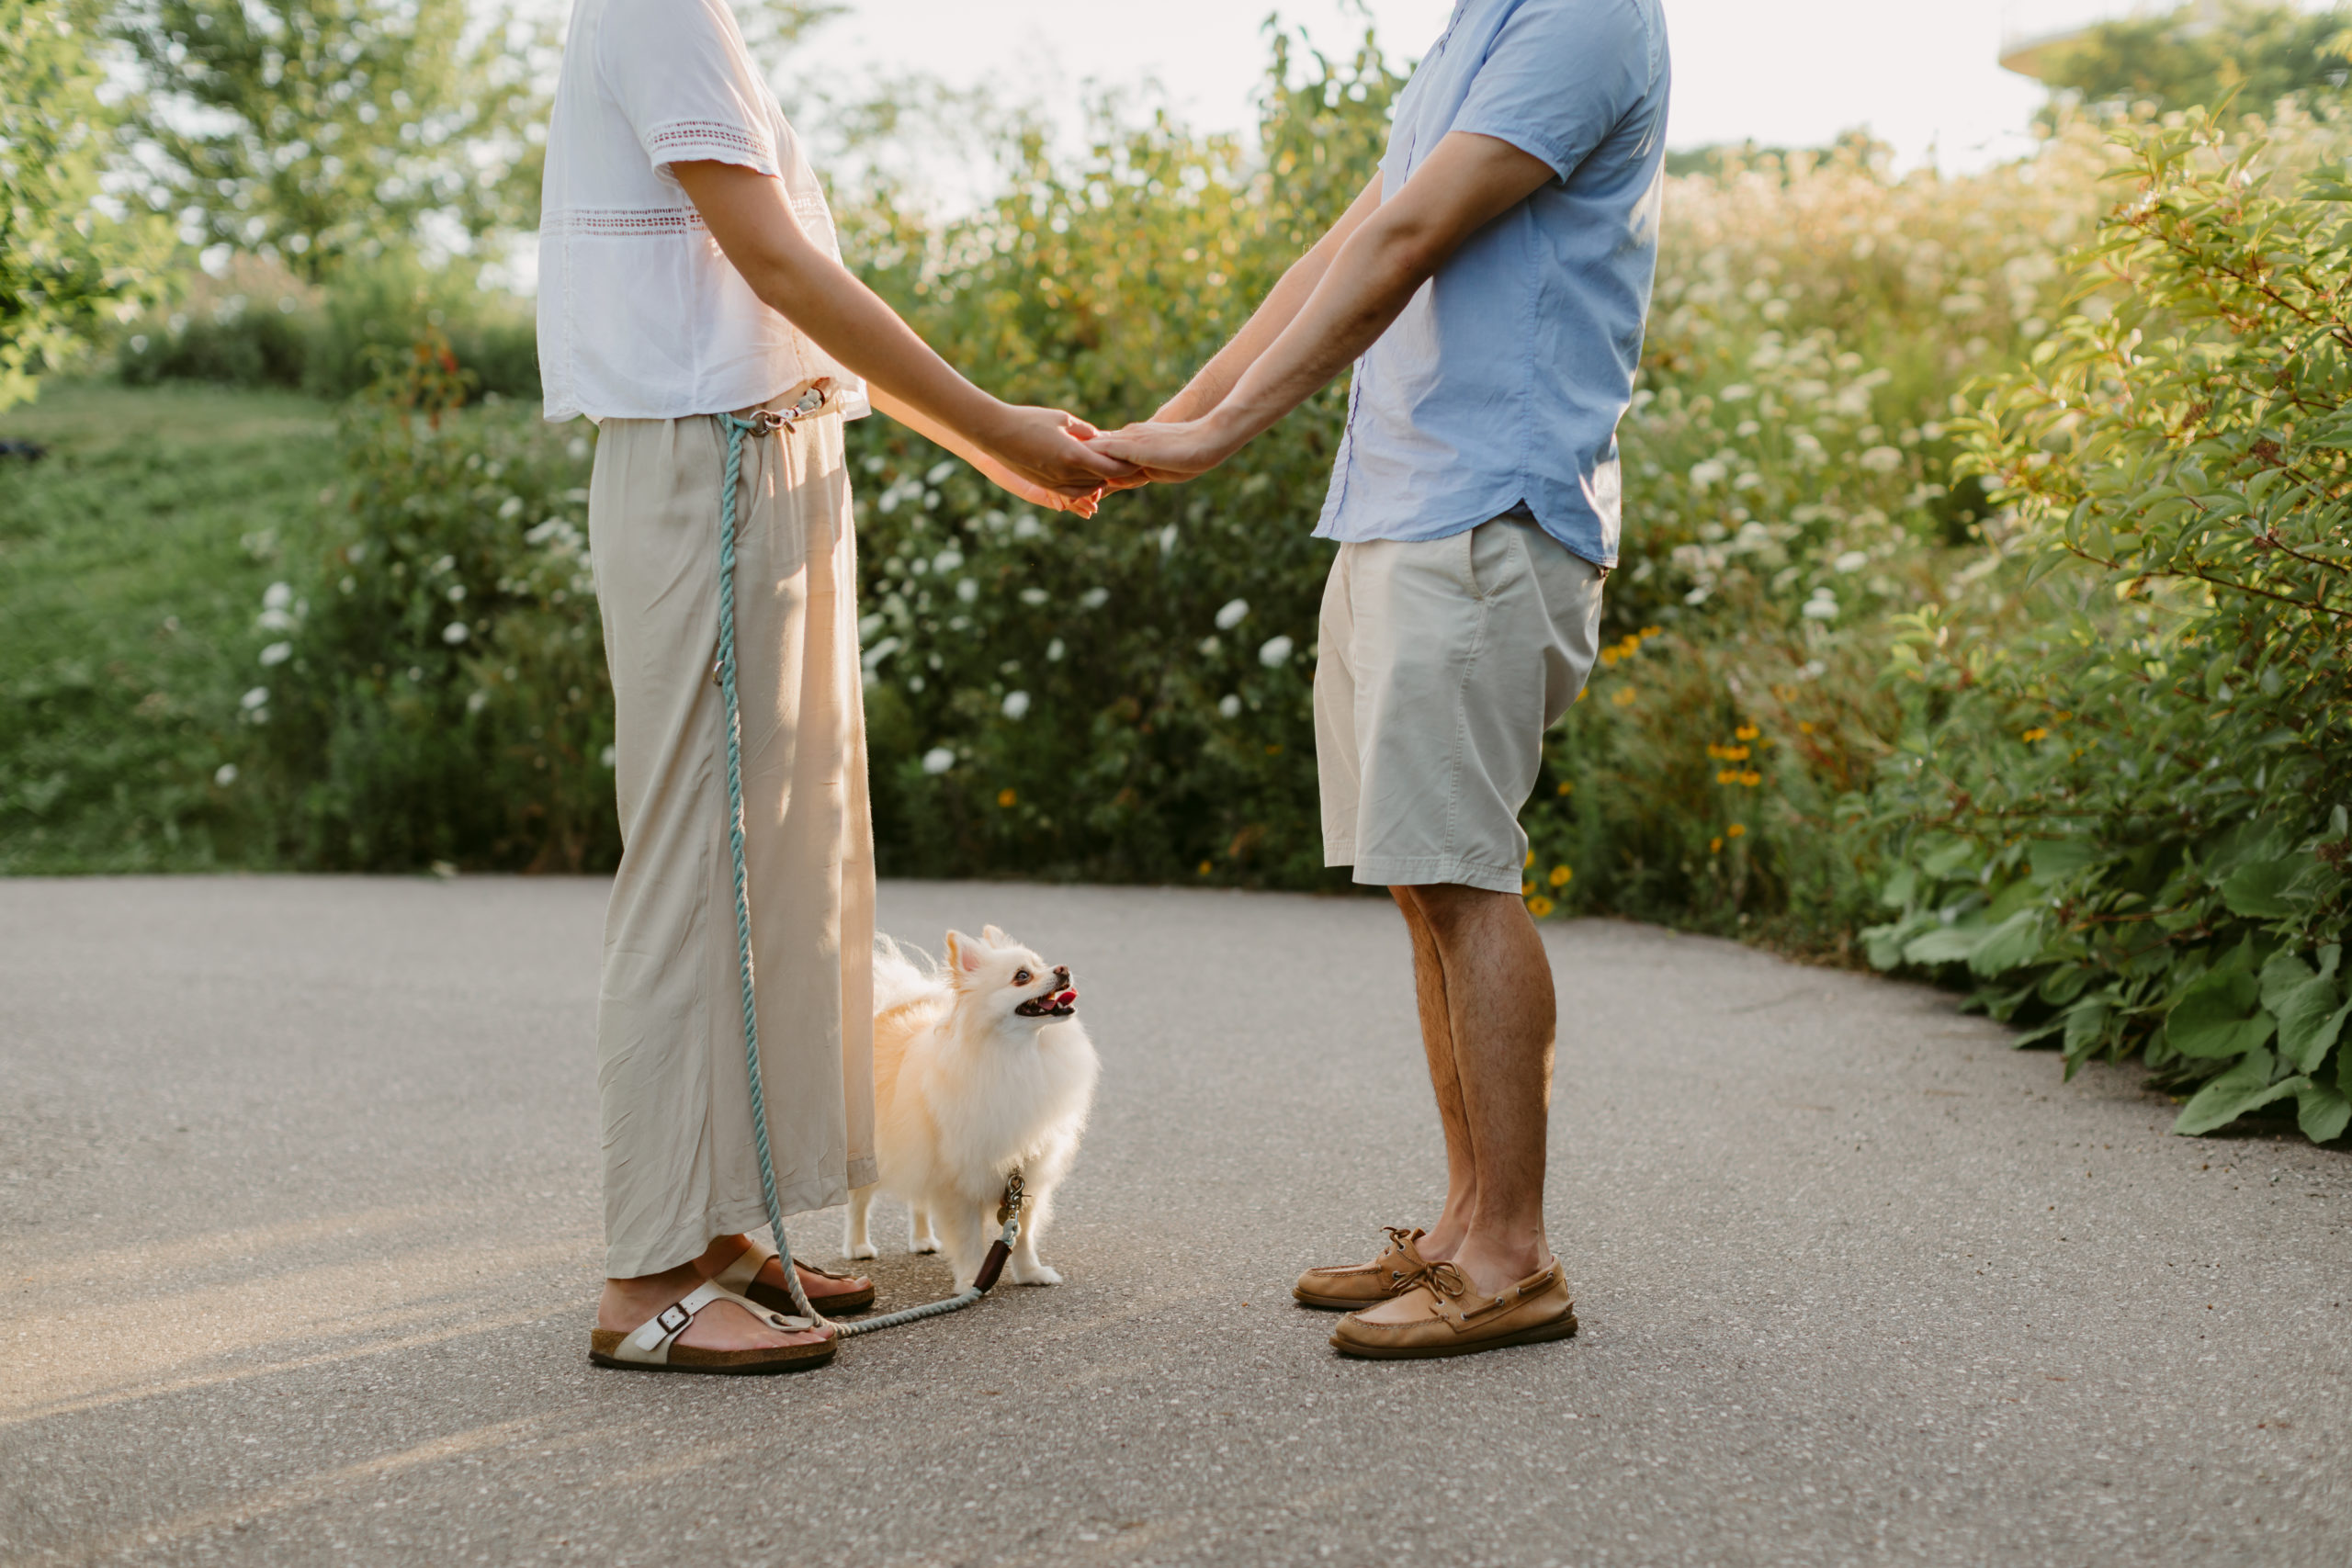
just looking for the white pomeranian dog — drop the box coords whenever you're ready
[846,925,1098,1290]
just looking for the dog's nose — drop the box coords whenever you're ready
[1053,965,1069,982]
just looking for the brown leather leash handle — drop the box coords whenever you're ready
[971,1239,1012,1292]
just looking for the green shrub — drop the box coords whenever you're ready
[118,257,540,400]
[1863,110,2352,1140]
[234,338,608,870]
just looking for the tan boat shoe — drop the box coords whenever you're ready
[1293,1225,1437,1311]
[1329,1258,1578,1360]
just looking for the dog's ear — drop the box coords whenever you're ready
[981,923,1012,947]
[944,929,986,978]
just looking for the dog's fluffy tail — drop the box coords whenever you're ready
[872,933,945,1019]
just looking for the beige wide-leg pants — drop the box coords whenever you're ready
[588,400,876,1280]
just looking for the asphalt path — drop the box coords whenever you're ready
[2,875,2347,1567]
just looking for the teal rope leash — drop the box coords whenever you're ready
[713,404,1021,1345]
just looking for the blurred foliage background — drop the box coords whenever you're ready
[2,0,2346,1136]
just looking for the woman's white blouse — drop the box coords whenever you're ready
[536,0,869,424]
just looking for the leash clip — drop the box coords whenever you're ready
[996,1169,1027,1226]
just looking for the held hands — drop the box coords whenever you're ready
[1081,415,1244,485]
[978,405,1141,518]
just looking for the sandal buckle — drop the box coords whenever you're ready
[656,1303,693,1335]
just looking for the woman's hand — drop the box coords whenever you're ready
[979,405,1140,500]
[971,451,1102,518]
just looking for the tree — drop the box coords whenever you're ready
[112,0,548,282]
[2039,1,2352,115]
[1,0,173,412]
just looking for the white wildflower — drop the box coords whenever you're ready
[1020,588,1049,606]
[1078,587,1110,610]
[1259,635,1295,669]
[213,763,239,787]
[956,578,979,604]
[256,607,295,632]
[599,744,616,769]
[1215,598,1250,630]
[259,641,292,667]
[925,460,957,486]
[466,690,490,714]
[263,581,293,610]
[1002,691,1031,720]
[567,437,590,461]
[1689,458,1728,490]
[443,622,469,645]
[1835,550,1870,573]
[1217,694,1242,718]
[922,746,956,774]
[933,548,964,573]
[1720,383,1755,401]
[1012,513,1045,541]
[1859,446,1904,473]
[240,686,269,710]
[1803,589,1840,620]
[1046,638,1065,661]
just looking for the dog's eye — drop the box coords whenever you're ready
[1013,968,1031,985]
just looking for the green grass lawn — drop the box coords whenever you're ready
[1,380,340,872]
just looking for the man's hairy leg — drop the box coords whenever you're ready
[1357,883,1555,1322]
[1392,887,1479,1262]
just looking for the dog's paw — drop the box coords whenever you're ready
[1007,1260,1063,1287]
[910,1238,938,1255]
[844,1239,877,1261]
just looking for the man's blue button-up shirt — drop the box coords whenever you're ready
[1314,0,1671,569]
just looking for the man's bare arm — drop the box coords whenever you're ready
[1091,133,1556,481]
[1149,173,1385,424]
[671,159,1131,498]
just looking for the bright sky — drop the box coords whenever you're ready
[778,1,2199,174]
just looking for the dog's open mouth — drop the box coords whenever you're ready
[1014,985,1079,1019]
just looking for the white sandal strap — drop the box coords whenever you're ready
[612,1280,816,1365]
[711,1244,772,1294]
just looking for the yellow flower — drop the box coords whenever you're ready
[1735,723,1759,741]
[1611,687,1637,707]
[1524,849,1535,868]
[1526,895,1555,919]
[1726,822,1747,839]
[1639,626,1662,639]
[1197,860,1213,875]
[1717,768,1737,784]
[1555,780,1573,795]
[1740,770,1763,787]
[997,787,1018,807]
[2021,728,2049,743]
[1798,720,1815,735]
[1709,836,1724,854]
[1549,864,1573,887]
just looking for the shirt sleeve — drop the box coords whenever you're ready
[1450,0,1652,183]
[597,0,781,186]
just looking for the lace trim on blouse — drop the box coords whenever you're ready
[544,206,709,236]
[644,119,778,176]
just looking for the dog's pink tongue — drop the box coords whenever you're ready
[1056,988,1078,1005]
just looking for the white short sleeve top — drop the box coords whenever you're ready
[536,0,869,424]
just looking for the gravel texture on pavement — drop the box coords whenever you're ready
[1,874,2347,1568]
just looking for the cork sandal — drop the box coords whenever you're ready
[715,1242,876,1315]
[588,1280,835,1375]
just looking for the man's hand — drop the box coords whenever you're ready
[1085,416,1245,484]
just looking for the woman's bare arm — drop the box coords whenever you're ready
[672,160,1133,499]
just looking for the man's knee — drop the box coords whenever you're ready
[1390,880,1512,936]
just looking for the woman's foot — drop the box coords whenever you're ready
[598,1264,830,1352]
[697,1235,876,1313]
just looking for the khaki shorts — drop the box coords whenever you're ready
[1314,515,1604,895]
